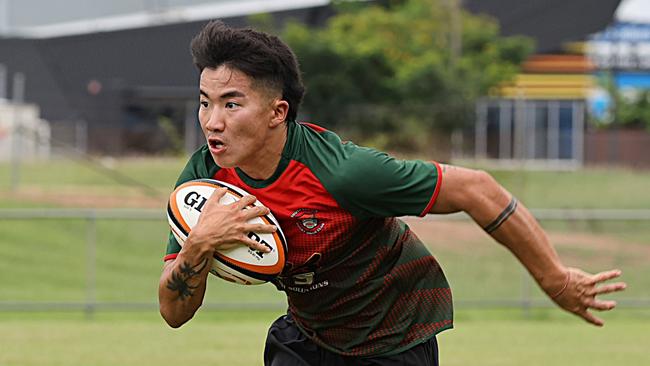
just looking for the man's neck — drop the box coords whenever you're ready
[238,123,288,180]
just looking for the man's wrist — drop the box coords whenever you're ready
[179,235,214,261]
[539,267,570,297]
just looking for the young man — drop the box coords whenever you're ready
[158,21,626,365]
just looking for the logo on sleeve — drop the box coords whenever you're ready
[291,208,325,235]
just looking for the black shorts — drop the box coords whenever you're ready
[264,314,439,366]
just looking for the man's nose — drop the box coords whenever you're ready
[204,109,225,132]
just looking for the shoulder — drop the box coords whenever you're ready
[290,122,362,180]
[285,123,441,217]
[292,122,416,185]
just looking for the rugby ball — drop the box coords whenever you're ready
[167,179,287,285]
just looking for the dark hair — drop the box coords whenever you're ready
[190,20,305,122]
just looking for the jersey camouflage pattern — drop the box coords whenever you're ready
[164,121,453,356]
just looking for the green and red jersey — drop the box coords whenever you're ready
[164,121,453,356]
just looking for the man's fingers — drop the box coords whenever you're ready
[240,235,272,253]
[586,298,617,311]
[580,309,604,327]
[216,234,273,253]
[242,205,271,220]
[211,187,228,200]
[587,269,622,285]
[245,223,277,234]
[201,187,228,208]
[587,282,627,296]
[236,195,258,209]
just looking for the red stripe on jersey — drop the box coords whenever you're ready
[419,161,443,217]
[213,160,359,266]
[299,122,328,133]
[164,253,178,261]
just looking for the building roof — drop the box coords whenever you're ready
[464,0,622,53]
[4,0,331,38]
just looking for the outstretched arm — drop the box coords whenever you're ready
[429,164,626,326]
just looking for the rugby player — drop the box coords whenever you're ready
[158,21,626,365]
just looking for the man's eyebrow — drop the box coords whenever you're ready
[199,89,245,99]
[219,90,246,99]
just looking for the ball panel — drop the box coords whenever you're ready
[167,203,189,242]
[210,262,265,285]
[171,181,223,232]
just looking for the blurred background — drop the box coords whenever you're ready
[0,1,649,365]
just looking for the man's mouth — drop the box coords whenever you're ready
[208,137,226,153]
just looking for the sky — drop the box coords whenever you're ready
[616,0,650,22]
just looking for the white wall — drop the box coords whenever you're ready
[0,101,50,161]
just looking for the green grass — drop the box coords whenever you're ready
[0,310,648,366]
[0,219,285,304]
[0,158,185,208]
[0,158,185,190]
[490,167,650,208]
[442,314,650,366]
[2,158,650,208]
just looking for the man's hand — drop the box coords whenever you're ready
[550,268,626,326]
[185,187,277,254]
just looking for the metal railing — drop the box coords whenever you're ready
[1,208,648,315]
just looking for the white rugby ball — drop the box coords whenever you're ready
[167,179,287,285]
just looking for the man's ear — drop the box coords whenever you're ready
[269,100,290,127]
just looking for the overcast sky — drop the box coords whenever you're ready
[1,0,219,27]
[615,0,650,22]
[1,0,648,32]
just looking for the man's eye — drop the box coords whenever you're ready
[200,101,209,108]
[225,102,238,109]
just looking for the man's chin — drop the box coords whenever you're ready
[210,153,237,168]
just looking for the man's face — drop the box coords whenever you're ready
[198,66,279,171]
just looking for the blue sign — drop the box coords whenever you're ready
[590,22,650,42]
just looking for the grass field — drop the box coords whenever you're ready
[2,157,650,208]
[1,310,649,366]
[1,158,649,365]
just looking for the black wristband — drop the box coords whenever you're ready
[483,197,518,234]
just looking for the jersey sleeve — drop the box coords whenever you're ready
[164,232,182,261]
[327,143,442,218]
[163,145,220,261]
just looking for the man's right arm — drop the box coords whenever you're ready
[158,188,276,328]
[158,244,213,328]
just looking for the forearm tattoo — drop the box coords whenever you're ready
[166,258,209,301]
[483,197,518,234]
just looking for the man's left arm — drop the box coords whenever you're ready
[429,164,627,326]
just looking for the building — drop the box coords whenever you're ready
[0,0,335,155]
[462,0,636,168]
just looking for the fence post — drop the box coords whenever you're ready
[475,99,488,159]
[76,120,88,154]
[85,212,97,319]
[10,112,21,192]
[0,63,7,99]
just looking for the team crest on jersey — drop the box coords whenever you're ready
[291,208,325,235]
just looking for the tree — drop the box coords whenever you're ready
[617,91,650,130]
[595,73,650,130]
[283,0,533,152]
